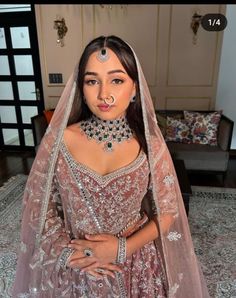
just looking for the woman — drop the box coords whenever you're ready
[12,36,209,297]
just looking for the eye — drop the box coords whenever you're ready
[112,79,124,84]
[84,79,98,85]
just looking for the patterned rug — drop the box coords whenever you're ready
[0,175,235,297]
[189,186,236,298]
[0,174,28,298]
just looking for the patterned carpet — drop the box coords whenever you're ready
[189,186,236,298]
[0,175,235,297]
[0,175,28,298]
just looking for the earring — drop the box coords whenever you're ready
[83,96,87,104]
[130,95,136,103]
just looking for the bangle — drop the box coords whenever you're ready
[116,237,127,264]
[55,247,75,271]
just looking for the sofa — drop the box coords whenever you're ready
[32,109,234,175]
[31,111,53,152]
[156,110,234,175]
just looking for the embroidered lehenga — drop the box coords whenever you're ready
[26,141,167,297]
[12,37,210,298]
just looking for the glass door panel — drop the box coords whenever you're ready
[24,129,34,146]
[21,106,38,124]
[0,28,6,49]
[0,55,10,75]
[0,106,17,123]
[17,81,36,100]
[2,128,20,145]
[10,26,31,48]
[0,82,14,100]
[14,55,34,75]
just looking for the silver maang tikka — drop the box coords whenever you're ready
[96,48,110,62]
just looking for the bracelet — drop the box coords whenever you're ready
[116,237,127,264]
[55,247,75,271]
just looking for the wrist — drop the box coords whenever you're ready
[56,247,75,271]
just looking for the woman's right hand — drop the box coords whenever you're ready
[85,263,123,279]
[67,250,122,279]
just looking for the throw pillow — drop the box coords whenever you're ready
[165,116,192,143]
[156,113,167,137]
[43,110,54,124]
[184,111,222,146]
[156,112,184,137]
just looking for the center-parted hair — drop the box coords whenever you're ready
[75,35,148,154]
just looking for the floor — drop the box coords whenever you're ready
[0,149,236,188]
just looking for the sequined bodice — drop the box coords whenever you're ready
[55,141,150,237]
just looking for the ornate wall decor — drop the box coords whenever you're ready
[54,16,68,47]
[191,12,203,44]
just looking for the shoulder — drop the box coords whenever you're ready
[63,122,83,147]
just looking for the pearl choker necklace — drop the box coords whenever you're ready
[79,115,134,152]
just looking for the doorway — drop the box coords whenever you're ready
[0,5,44,150]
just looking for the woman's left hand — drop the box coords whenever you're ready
[67,233,119,270]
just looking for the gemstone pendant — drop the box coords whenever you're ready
[104,141,113,152]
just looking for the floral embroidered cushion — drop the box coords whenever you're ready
[165,116,192,143]
[156,113,167,137]
[184,111,222,146]
[156,112,184,138]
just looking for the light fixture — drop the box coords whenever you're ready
[191,12,203,45]
[54,16,68,47]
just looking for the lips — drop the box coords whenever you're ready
[98,104,109,108]
[97,104,112,112]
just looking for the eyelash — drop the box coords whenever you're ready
[84,79,124,85]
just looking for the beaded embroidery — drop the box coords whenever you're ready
[61,140,146,187]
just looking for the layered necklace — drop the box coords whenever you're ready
[79,114,134,152]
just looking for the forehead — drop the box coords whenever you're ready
[85,48,126,72]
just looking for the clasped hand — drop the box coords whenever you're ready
[67,233,122,279]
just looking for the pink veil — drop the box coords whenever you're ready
[12,40,209,297]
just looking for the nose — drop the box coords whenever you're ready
[97,83,109,101]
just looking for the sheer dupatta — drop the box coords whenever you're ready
[133,49,210,297]
[12,43,209,297]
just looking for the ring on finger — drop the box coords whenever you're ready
[96,268,105,273]
[83,248,93,257]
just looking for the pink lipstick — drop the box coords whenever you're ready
[97,104,112,112]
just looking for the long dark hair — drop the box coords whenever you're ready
[75,35,148,154]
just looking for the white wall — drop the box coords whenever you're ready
[35,4,225,111]
[216,5,236,149]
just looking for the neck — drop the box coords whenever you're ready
[91,114,127,124]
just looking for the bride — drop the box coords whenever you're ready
[12,35,209,298]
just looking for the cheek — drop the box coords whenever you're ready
[116,89,132,105]
[83,86,97,100]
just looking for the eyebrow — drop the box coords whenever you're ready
[84,69,126,76]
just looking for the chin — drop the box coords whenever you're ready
[93,110,126,121]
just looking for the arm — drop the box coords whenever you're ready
[126,213,174,257]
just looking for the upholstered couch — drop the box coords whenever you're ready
[156,110,234,174]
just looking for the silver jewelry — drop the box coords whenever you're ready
[130,95,136,103]
[84,248,93,257]
[96,48,109,62]
[116,237,127,264]
[96,268,105,273]
[56,247,75,271]
[79,114,133,152]
[103,94,116,106]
